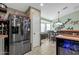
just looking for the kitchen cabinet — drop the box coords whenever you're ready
[0,35,8,55]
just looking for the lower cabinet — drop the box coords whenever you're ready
[0,39,4,55]
[56,38,79,55]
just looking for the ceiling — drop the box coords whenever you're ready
[5,3,41,12]
[4,3,79,21]
[41,3,79,20]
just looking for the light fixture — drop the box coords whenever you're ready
[55,11,63,26]
[63,6,68,10]
[40,3,44,6]
[0,3,7,13]
[0,3,7,8]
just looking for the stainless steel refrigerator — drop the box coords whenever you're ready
[8,14,31,55]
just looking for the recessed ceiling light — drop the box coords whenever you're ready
[63,6,68,10]
[40,3,44,6]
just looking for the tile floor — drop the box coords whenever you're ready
[25,39,56,55]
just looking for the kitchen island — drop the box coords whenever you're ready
[56,30,79,55]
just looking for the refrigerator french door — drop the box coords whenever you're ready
[8,14,31,55]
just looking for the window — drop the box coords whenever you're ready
[41,18,51,32]
[41,23,45,32]
[46,24,51,31]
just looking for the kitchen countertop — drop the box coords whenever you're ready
[59,30,79,33]
[0,35,8,39]
[56,35,79,41]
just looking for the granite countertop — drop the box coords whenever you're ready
[56,35,79,41]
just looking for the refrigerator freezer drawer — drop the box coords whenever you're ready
[23,41,31,54]
[9,42,23,55]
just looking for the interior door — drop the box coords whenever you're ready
[32,13,40,48]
